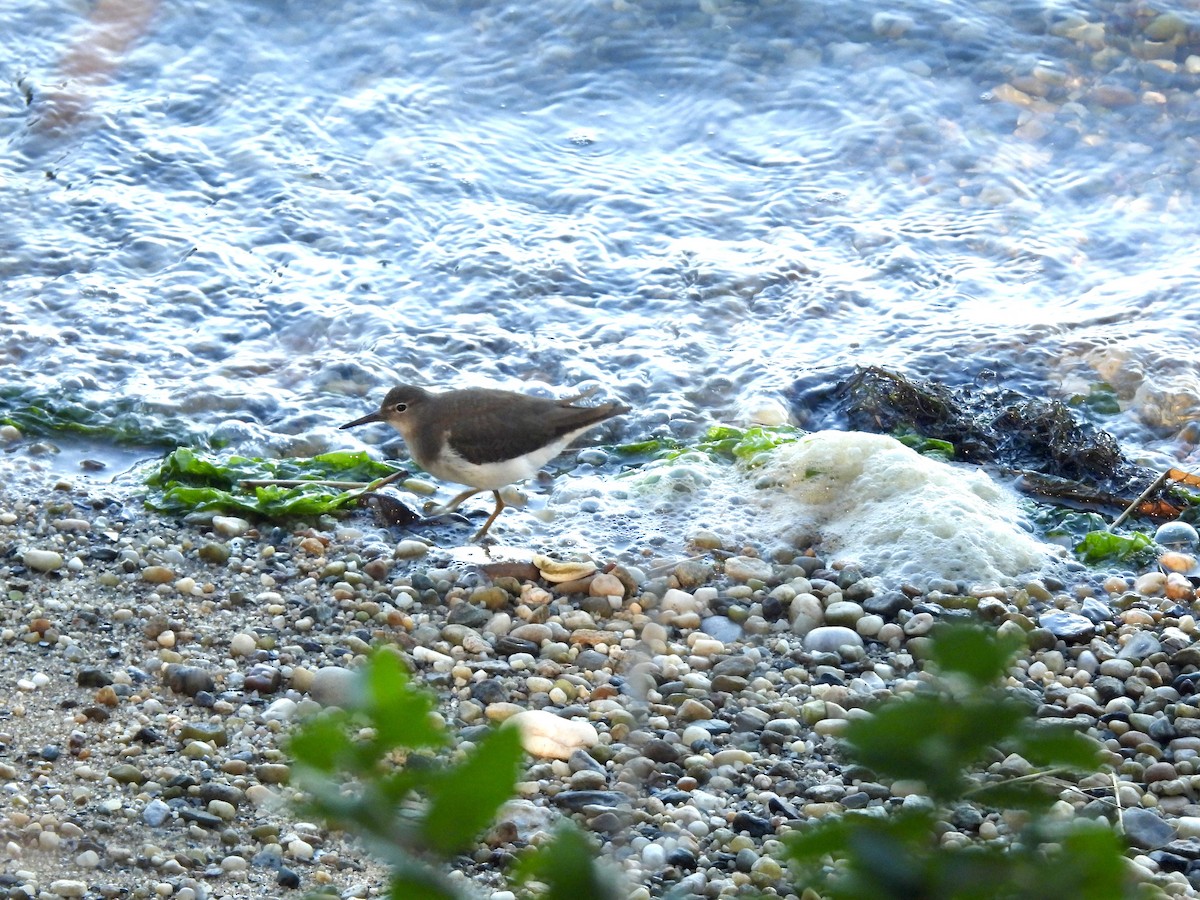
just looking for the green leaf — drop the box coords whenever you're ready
[143,447,402,518]
[894,429,956,461]
[387,866,463,900]
[513,824,623,900]
[286,714,355,772]
[697,424,801,464]
[928,624,1023,687]
[1074,530,1155,566]
[845,696,1029,803]
[421,725,525,855]
[361,652,446,754]
[1012,725,1103,771]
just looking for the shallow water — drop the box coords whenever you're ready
[2,0,1199,524]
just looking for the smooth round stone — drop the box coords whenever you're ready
[1174,816,1200,839]
[824,601,864,627]
[507,709,599,760]
[24,549,64,572]
[661,588,703,617]
[589,573,625,597]
[902,612,934,636]
[509,623,553,644]
[642,843,667,869]
[1135,572,1167,596]
[698,617,742,643]
[262,696,297,724]
[1038,610,1094,642]
[309,666,360,708]
[49,882,87,898]
[208,799,237,821]
[142,565,175,584]
[230,633,257,657]
[143,798,171,827]
[394,540,429,560]
[802,626,864,654]
[788,594,824,636]
[856,614,884,637]
[724,556,773,583]
[212,515,251,537]
[1122,807,1177,850]
[681,725,711,746]
[1118,632,1162,661]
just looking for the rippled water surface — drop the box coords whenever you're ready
[3,0,1200,489]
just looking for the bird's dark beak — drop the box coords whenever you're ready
[340,409,384,430]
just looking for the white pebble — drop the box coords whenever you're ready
[50,882,87,898]
[212,515,251,537]
[288,838,315,861]
[24,549,64,572]
[507,709,598,759]
[394,540,430,560]
[230,633,257,657]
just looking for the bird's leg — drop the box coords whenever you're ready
[429,486,484,516]
[470,490,506,542]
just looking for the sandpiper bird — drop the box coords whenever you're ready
[340,384,629,541]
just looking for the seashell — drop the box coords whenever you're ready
[532,554,597,583]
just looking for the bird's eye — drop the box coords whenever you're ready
[393,403,408,413]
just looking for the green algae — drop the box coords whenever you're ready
[144,448,402,518]
[0,387,209,449]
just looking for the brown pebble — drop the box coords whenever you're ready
[552,575,595,594]
[298,536,325,555]
[29,618,53,636]
[1145,762,1178,783]
[568,629,617,647]
[142,565,175,584]
[94,686,119,707]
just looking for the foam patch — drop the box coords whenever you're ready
[758,431,1059,584]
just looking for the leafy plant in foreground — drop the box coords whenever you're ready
[785,624,1130,899]
[287,650,620,900]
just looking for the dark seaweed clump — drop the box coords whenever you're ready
[810,366,1137,485]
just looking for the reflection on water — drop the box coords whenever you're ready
[1,0,1198,485]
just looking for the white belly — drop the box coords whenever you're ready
[426,437,575,490]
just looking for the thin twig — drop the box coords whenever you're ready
[1109,469,1170,531]
[1111,771,1125,833]
[962,767,1074,798]
[240,479,372,489]
[239,470,410,496]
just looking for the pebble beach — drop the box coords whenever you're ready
[5,455,1200,900]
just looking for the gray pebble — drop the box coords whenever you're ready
[1038,610,1094,642]
[1123,807,1177,850]
[310,666,361,708]
[803,626,864,654]
[1119,632,1162,661]
[143,798,172,827]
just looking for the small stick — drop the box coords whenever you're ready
[1109,469,1170,531]
[240,470,410,493]
[1111,771,1125,833]
[240,479,372,489]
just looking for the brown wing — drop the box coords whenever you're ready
[442,390,626,465]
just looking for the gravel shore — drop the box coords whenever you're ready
[4,471,1200,899]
